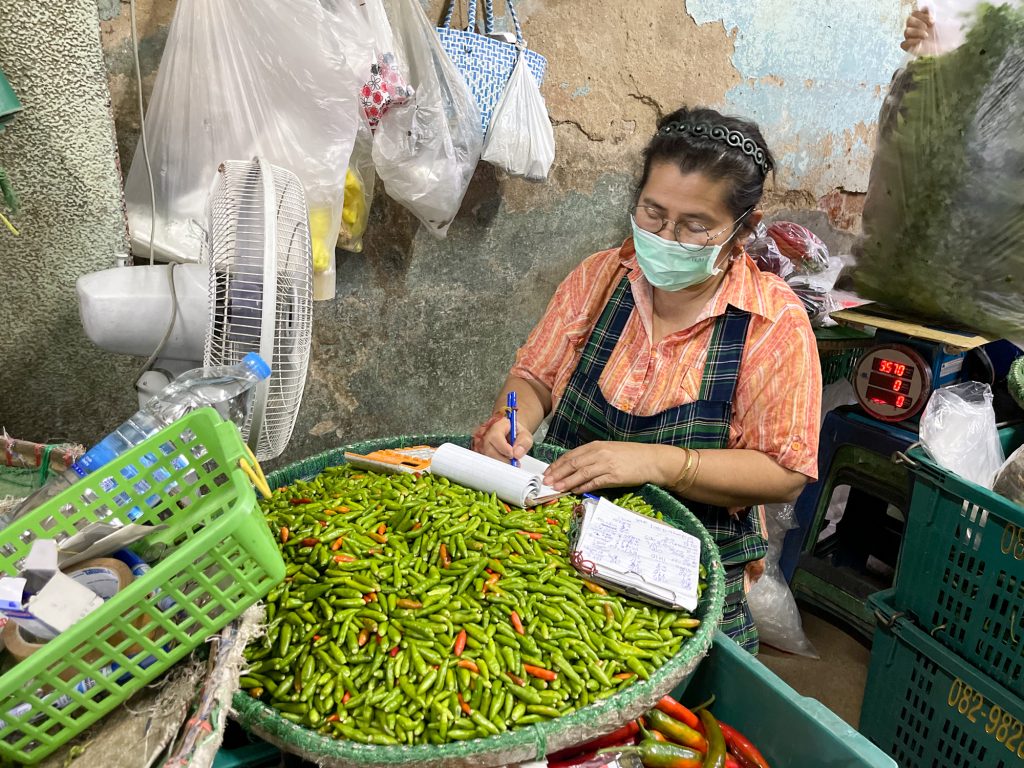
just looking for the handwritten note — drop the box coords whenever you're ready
[573,497,701,611]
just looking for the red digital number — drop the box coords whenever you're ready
[894,363,907,377]
[878,360,893,374]
[893,379,904,392]
[896,395,906,408]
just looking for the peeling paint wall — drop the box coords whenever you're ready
[1,0,910,468]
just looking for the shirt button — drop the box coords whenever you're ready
[792,441,803,452]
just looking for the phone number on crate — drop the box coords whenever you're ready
[949,678,1024,759]
[1002,523,1024,561]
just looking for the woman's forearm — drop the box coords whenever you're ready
[654,445,808,508]
[490,375,552,434]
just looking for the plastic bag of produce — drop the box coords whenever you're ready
[123,0,363,300]
[854,2,1024,342]
[746,223,794,279]
[920,381,1005,488]
[766,222,829,275]
[994,442,1024,505]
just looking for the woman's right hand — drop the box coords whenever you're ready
[471,412,534,463]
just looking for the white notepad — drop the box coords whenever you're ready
[430,443,565,508]
[570,497,701,611]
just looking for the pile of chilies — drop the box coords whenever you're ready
[549,695,770,768]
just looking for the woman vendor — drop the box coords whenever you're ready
[472,106,822,653]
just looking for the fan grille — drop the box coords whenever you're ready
[204,159,313,461]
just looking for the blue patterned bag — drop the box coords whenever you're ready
[437,0,546,135]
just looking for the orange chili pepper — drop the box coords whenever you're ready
[357,628,370,647]
[582,581,608,596]
[545,518,559,526]
[458,693,472,716]
[523,664,557,681]
[613,672,635,680]
[342,692,351,705]
[334,554,356,563]
[454,629,467,657]
[326,713,341,722]
[483,572,500,593]
[510,611,525,635]
[440,543,451,568]
[279,527,290,543]
[502,503,512,513]
[518,531,543,540]
[396,598,423,610]
[506,673,525,687]
[368,532,388,544]
[377,523,387,535]
[457,659,480,673]
[301,537,319,547]
[331,538,345,551]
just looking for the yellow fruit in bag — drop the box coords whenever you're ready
[308,207,334,273]
[339,169,368,247]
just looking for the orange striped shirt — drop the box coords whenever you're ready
[511,240,821,480]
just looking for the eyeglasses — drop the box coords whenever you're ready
[631,205,749,252]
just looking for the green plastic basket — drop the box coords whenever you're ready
[231,434,725,768]
[893,426,1024,699]
[861,590,1024,768]
[673,632,896,767]
[0,408,285,764]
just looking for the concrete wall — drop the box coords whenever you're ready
[1,0,908,469]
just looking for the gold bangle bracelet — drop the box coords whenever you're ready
[678,448,702,494]
[674,448,695,491]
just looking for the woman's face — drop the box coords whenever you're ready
[635,160,751,261]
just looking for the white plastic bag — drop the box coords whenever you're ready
[124,0,362,300]
[920,382,1005,488]
[372,0,483,237]
[481,51,555,181]
[747,504,819,658]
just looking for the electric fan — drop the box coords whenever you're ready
[77,157,313,461]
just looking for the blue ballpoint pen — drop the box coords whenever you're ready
[506,391,519,467]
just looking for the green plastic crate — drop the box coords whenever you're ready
[893,425,1024,699]
[672,632,896,768]
[862,590,1024,768]
[0,408,285,764]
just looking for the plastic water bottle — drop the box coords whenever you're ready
[3,353,271,526]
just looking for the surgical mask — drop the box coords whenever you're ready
[630,216,727,291]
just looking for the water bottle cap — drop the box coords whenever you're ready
[241,353,272,380]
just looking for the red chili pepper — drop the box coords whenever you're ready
[457,693,472,715]
[655,696,701,730]
[334,553,356,563]
[412,521,422,530]
[389,646,400,657]
[440,543,451,568]
[279,527,290,544]
[547,721,641,763]
[506,673,525,687]
[544,499,559,506]
[301,537,319,547]
[313,635,321,642]
[719,722,770,768]
[357,628,369,647]
[510,611,525,635]
[725,756,742,768]
[453,629,467,657]
[523,663,557,681]
[502,503,512,513]
[377,523,387,535]
[290,498,313,505]
[320,520,328,527]
[517,531,544,540]
[396,598,423,610]
[647,710,708,753]
[545,518,559,526]
[341,692,351,705]
[326,713,341,723]
[457,659,479,673]
[483,572,500,593]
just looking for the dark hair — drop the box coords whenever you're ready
[638,106,775,232]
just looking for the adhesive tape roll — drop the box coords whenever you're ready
[3,558,138,672]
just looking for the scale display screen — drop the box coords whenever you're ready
[854,346,931,422]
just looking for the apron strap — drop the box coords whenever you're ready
[697,306,752,404]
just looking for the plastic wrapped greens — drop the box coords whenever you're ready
[854,3,1024,342]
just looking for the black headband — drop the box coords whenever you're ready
[658,121,772,176]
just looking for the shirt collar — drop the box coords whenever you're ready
[618,238,771,321]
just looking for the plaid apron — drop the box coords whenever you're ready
[546,274,768,653]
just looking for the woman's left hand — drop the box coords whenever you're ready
[543,441,672,494]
